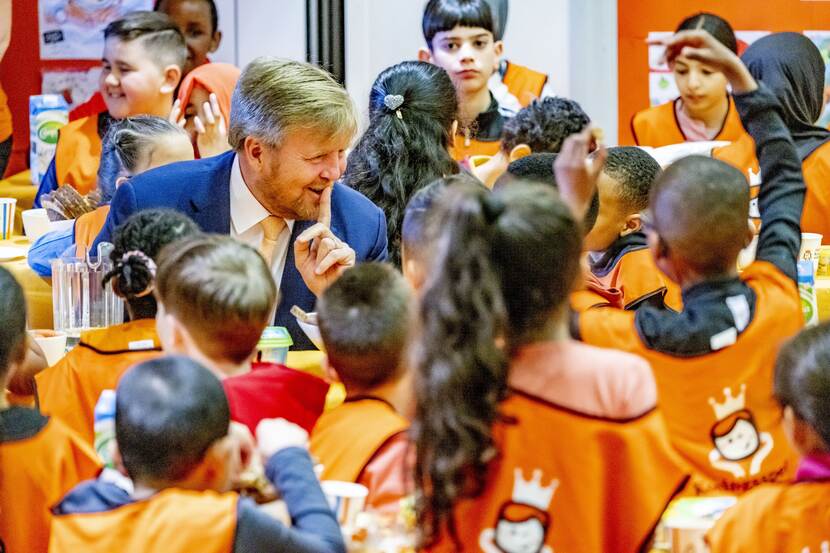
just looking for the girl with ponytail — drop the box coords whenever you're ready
[707,323,830,552]
[34,209,199,445]
[344,61,459,266]
[414,133,687,552]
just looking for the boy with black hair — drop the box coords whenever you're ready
[37,11,186,203]
[310,263,413,511]
[418,0,513,161]
[472,96,591,187]
[0,267,101,553]
[155,0,222,77]
[568,30,803,495]
[49,356,345,552]
[585,146,683,311]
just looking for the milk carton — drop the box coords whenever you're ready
[29,95,69,185]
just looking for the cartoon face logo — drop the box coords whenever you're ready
[711,410,761,461]
[494,503,549,553]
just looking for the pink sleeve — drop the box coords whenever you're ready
[357,432,412,514]
[614,354,658,419]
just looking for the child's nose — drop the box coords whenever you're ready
[105,72,119,87]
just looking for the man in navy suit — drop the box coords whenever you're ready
[94,57,387,349]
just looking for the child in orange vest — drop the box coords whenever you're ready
[0,267,101,553]
[35,209,200,445]
[311,263,413,512]
[29,115,194,277]
[573,30,803,496]
[584,146,682,311]
[632,12,747,147]
[49,356,345,553]
[706,322,830,552]
[35,11,186,204]
[413,174,687,551]
[154,234,329,436]
[713,33,830,241]
[418,0,513,161]
[471,96,591,188]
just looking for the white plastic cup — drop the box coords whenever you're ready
[0,198,17,240]
[21,208,50,240]
[800,233,823,275]
[29,329,67,366]
[321,480,368,530]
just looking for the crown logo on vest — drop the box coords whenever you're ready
[708,384,746,420]
[512,468,559,511]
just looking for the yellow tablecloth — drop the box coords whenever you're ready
[0,237,52,329]
[0,170,37,235]
[284,350,344,410]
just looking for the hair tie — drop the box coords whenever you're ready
[482,196,506,225]
[383,94,405,120]
[120,250,157,298]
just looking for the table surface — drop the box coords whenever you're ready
[0,236,52,329]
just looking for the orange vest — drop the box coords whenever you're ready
[450,134,502,162]
[715,137,830,240]
[74,205,110,258]
[35,319,162,446]
[49,488,238,553]
[593,246,683,311]
[0,82,11,143]
[579,261,802,496]
[0,409,101,553]
[501,61,548,108]
[426,391,688,553]
[54,115,102,195]
[706,482,830,552]
[310,397,409,482]
[631,97,747,147]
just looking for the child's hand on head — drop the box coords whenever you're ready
[654,30,757,94]
[554,127,607,220]
[256,418,310,458]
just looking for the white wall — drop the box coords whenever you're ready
[344,0,618,142]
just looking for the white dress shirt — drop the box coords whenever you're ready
[229,156,294,290]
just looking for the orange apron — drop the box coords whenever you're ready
[715,137,830,240]
[35,319,162,446]
[501,61,548,108]
[450,134,502,162]
[592,246,683,311]
[49,488,238,553]
[631,96,747,147]
[54,115,102,195]
[0,409,101,553]
[310,397,409,482]
[579,261,802,495]
[426,391,687,552]
[706,482,830,552]
[74,205,110,258]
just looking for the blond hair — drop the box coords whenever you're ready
[155,235,276,364]
[228,57,357,150]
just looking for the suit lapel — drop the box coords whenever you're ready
[184,151,234,233]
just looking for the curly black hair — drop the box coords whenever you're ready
[103,209,200,320]
[345,61,459,267]
[602,146,661,213]
[501,96,590,154]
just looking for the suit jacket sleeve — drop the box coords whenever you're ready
[368,208,388,262]
[92,180,138,249]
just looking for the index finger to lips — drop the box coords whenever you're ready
[318,186,332,228]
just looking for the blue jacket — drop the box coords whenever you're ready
[92,151,388,350]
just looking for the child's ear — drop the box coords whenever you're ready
[322,356,341,383]
[493,40,504,61]
[417,48,433,63]
[403,257,425,292]
[159,64,183,94]
[619,214,642,237]
[508,144,531,162]
[210,30,223,53]
[194,438,235,492]
[784,405,826,456]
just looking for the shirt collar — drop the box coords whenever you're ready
[230,155,293,234]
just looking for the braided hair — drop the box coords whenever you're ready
[103,209,200,320]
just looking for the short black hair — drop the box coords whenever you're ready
[155,0,219,33]
[498,153,600,233]
[676,12,737,54]
[317,263,412,390]
[502,97,590,154]
[602,147,662,213]
[775,323,830,450]
[422,0,495,48]
[651,155,749,274]
[105,11,187,71]
[116,356,230,483]
[402,173,481,262]
[0,267,26,381]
